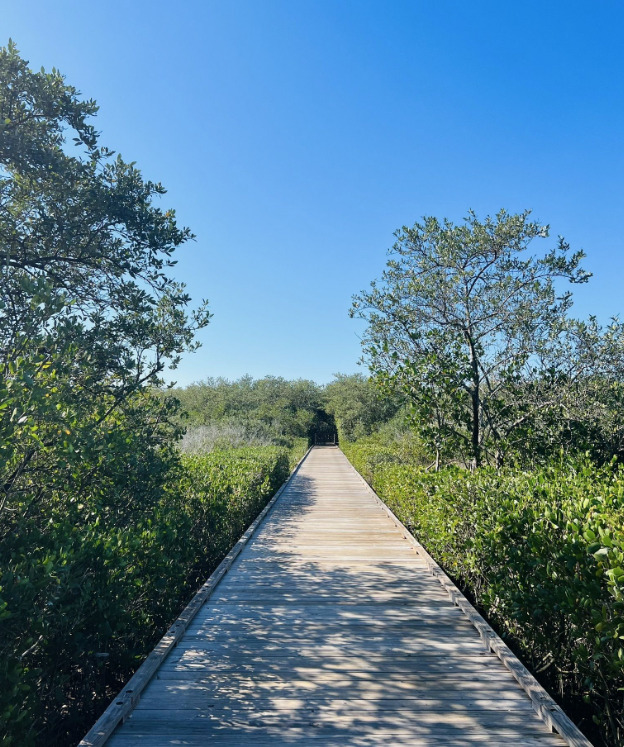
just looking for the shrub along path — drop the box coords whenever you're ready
[85,447,589,746]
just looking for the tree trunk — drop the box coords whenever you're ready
[471,385,481,470]
[464,325,482,470]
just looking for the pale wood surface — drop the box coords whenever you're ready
[107,446,572,746]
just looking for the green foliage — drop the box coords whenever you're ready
[338,432,431,480]
[169,376,327,445]
[170,374,408,449]
[0,444,296,745]
[351,209,624,468]
[343,443,624,745]
[0,41,210,390]
[0,42,215,746]
[324,373,402,442]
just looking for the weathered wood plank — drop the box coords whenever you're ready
[157,654,521,675]
[169,638,488,654]
[108,726,567,747]
[135,695,533,711]
[154,669,533,684]
[114,709,560,734]
[139,682,530,700]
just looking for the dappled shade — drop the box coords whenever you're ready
[107,448,566,746]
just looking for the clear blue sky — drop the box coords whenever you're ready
[3,1,623,386]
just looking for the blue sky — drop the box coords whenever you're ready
[3,1,623,385]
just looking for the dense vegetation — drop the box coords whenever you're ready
[169,373,403,450]
[172,376,332,448]
[1,444,302,745]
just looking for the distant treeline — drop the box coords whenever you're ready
[165,373,405,450]
[168,368,624,470]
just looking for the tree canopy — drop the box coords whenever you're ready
[324,373,402,442]
[0,42,210,742]
[0,40,211,502]
[1,40,210,384]
[352,209,624,467]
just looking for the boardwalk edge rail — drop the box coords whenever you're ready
[78,446,313,747]
[345,448,594,747]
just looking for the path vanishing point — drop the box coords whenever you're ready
[81,446,592,746]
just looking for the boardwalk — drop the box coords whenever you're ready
[97,446,586,746]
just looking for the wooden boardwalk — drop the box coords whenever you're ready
[93,446,588,746]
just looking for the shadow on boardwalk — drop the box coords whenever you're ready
[107,454,569,746]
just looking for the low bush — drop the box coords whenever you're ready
[342,443,624,746]
[179,421,282,453]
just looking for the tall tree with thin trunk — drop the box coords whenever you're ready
[351,210,590,468]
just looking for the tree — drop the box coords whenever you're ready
[351,210,594,468]
[521,316,624,464]
[324,373,402,442]
[0,42,210,742]
[0,40,210,385]
[0,40,210,500]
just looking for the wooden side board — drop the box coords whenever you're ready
[345,453,593,747]
[78,447,312,747]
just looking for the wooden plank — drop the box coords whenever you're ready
[192,603,470,620]
[139,681,530,699]
[170,637,487,652]
[184,625,476,638]
[213,578,433,590]
[207,593,450,604]
[108,737,564,747]
[124,707,544,724]
[113,710,560,735]
[193,603,467,618]
[159,653,504,673]
[135,695,533,711]
[108,735,564,747]
[155,668,529,683]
